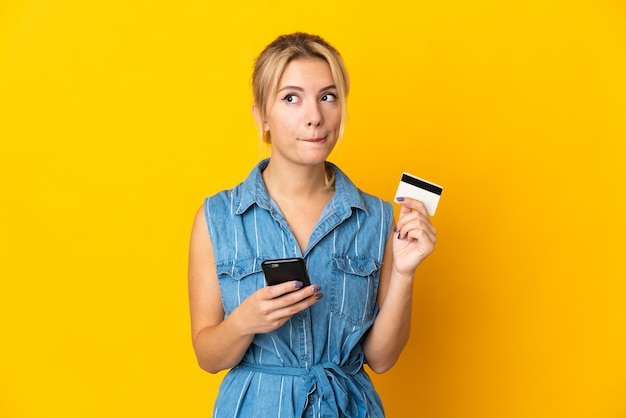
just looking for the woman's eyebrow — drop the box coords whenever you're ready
[278,85,304,93]
[319,84,337,92]
[277,84,337,93]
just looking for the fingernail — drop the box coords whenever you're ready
[315,293,324,300]
[396,197,405,202]
[294,281,303,289]
[397,232,401,239]
[393,225,398,232]
[312,285,322,292]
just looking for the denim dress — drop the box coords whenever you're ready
[204,159,394,418]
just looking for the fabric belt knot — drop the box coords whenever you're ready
[236,361,363,417]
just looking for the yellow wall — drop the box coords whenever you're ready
[1,1,625,417]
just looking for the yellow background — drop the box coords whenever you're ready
[1,1,625,417]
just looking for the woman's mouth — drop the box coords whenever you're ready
[300,135,328,142]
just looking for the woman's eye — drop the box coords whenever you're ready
[321,93,337,102]
[282,94,301,104]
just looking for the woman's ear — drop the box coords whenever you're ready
[251,104,269,132]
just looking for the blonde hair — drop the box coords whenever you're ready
[252,32,350,145]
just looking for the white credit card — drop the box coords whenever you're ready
[394,172,443,216]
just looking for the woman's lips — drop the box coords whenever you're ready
[300,135,327,142]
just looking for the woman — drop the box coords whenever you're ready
[188,32,437,417]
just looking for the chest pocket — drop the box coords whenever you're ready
[330,255,381,325]
[215,257,266,315]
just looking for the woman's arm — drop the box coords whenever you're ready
[188,206,323,374]
[363,197,437,373]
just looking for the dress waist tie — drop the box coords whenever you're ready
[236,361,363,418]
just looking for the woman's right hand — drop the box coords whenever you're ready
[234,282,323,335]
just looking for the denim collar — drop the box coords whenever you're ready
[233,158,368,217]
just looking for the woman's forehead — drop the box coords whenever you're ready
[278,58,334,88]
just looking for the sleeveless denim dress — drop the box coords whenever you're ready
[204,159,393,418]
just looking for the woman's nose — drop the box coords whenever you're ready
[305,103,323,127]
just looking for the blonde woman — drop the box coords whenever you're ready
[188,32,437,417]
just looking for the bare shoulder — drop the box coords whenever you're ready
[189,203,214,281]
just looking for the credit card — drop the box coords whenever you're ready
[394,172,443,216]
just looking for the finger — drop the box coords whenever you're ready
[394,218,437,245]
[410,215,437,237]
[397,227,437,245]
[396,196,429,218]
[267,291,324,323]
[396,217,437,242]
[264,280,308,299]
[404,226,437,245]
[268,282,322,304]
[396,210,436,237]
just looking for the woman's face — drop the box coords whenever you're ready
[261,58,341,167]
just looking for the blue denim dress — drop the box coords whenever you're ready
[204,159,393,417]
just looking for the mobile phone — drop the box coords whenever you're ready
[261,258,311,287]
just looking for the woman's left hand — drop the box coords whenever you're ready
[392,197,437,276]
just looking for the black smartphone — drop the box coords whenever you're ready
[261,258,311,287]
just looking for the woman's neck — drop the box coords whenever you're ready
[262,160,330,201]
[262,159,334,252]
